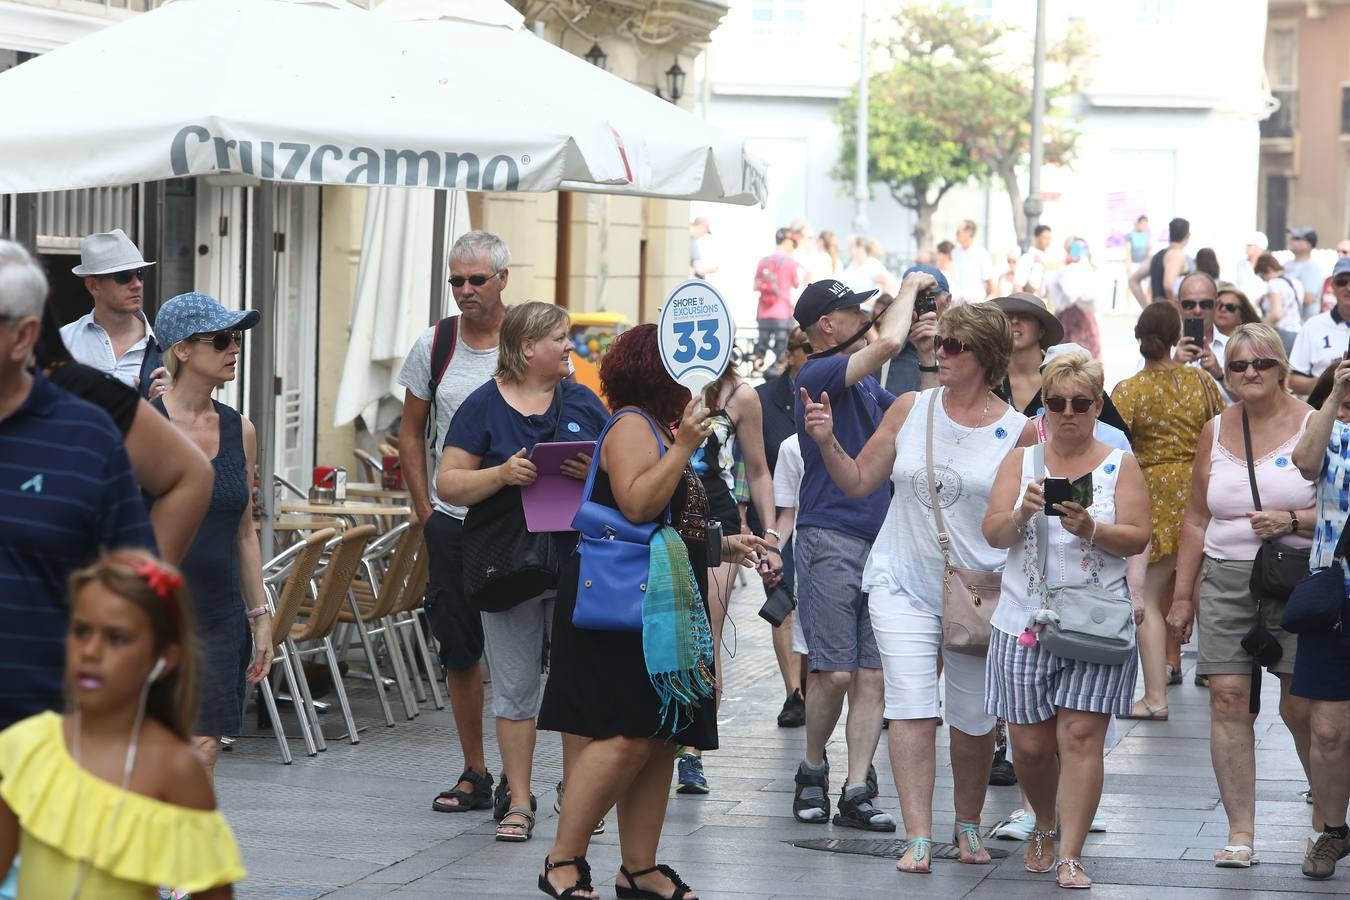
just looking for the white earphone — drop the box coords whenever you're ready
[148,657,167,683]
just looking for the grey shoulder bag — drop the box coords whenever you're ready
[1032,443,1135,665]
[927,389,1001,655]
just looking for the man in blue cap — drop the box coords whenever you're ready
[879,264,947,396]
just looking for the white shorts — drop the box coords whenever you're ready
[868,587,995,737]
[791,604,808,655]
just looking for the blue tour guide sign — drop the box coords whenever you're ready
[658,280,735,393]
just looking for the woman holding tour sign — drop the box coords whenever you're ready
[439,302,609,844]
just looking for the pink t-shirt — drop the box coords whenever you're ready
[1203,412,1315,560]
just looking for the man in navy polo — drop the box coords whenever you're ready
[780,272,929,830]
[0,240,156,728]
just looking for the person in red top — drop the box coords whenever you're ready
[754,227,803,365]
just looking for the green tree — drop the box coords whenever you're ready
[836,2,1088,250]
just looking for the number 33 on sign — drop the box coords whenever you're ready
[658,280,735,397]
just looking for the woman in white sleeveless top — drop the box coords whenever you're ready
[803,302,1035,875]
[982,353,1151,889]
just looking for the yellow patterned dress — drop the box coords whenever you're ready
[1111,364,1226,562]
[0,712,246,898]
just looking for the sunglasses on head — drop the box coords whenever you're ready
[933,336,973,355]
[1180,298,1215,311]
[1334,275,1350,288]
[187,330,244,352]
[109,268,146,286]
[448,271,501,288]
[1043,396,1095,414]
[1227,357,1280,373]
[1217,302,1241,313]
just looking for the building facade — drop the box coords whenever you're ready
[1258,0,1350,250]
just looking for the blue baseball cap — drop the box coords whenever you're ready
[1334,257,1350,279]
[155,292,261,349]
[901,264,950,295]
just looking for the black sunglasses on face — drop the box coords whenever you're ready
[1217,302,1241,313]
[933,336,973,355]
[188,330,244,352]
[1181,299,1215,311]
[1227,357,1280,373]
[110,268,146,286]
[1044,396,1095,414]
[1334,276,1350,288]
[448,271,501,288]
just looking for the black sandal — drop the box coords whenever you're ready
[538,855,594,898]
[493,774,539,822]
[616,863,695,900]
[792,760,830,824]
[832,787,897,832]
[432,768,493,813]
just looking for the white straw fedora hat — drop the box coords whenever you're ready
[71,229,156,277]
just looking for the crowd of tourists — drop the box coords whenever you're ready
[2,218,1350,899]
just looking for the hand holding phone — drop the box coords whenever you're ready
[1043,477,1071,516]
[1183,316,1205,347]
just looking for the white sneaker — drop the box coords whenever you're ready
[1089,812,1106,833]
[991,808,1035,841]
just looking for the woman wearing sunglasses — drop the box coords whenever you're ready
[150,292,272,784]
[1166,324,1317,869]
[982,351,1150,888]
[803,302,1034,875]
[1111,303,1226,718]
[1214,283,1262,340]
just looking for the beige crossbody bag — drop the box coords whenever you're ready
[925,389,1001,655]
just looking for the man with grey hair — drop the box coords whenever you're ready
[60,228,167,398]
[398,229,509,813]
[0,239,155,729]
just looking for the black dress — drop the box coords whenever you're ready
[538,464,718,751]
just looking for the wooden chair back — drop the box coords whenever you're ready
[269,528,337,640]
[293,525,376,643]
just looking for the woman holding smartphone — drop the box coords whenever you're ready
[1111,303,1225,719]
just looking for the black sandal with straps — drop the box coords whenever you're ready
[616,863,696,900]
[538,856,594,898]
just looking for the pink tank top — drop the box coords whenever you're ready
[1203,412,1315,560]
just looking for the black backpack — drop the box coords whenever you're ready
[425,315,460,448]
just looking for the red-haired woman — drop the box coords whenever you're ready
[536,325,764,900]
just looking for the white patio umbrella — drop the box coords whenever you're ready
[0,0,767,206]
[0,0,767,547]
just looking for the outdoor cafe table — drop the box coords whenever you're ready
[278,499,412,524]
[346,482,411,502]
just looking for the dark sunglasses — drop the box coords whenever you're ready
[1217,302,1242,313]
[1227,357,1280,373]
[110,268,146,286]
[448,271,501,288]
[187,330,244,351]
[933,336,973,355]
[1334,275,1350,288]
[1180,299,1215,311]
[1044,396,1095,414]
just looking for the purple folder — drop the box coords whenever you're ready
[521,441,596,533]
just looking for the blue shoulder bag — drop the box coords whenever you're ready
[571,409,671,632]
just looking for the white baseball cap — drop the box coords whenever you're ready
[1246,231,1269,251]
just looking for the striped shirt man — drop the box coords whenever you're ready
[0,371,156,727]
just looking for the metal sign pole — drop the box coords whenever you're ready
[248,184,278,557]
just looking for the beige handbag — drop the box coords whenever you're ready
[925,390,1001,655]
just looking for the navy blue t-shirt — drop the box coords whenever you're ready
[0,371,157,727]
[795,355,895,542]
[445,379,610,465]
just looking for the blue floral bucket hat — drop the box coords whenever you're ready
[155,292,261,349]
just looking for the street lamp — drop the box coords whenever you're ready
[584,42,607,70]
[664,61,685,103]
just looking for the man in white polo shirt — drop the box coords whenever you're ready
[1289,257,1350,395]
[59,229,165,399]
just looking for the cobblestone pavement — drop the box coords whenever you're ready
[219,570,1335,899]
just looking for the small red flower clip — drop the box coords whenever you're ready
[136,561,183,600]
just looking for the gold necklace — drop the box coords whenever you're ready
[945,389,992,445]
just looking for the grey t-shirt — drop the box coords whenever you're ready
[1284,257,1324,317]
[396,324,499,520]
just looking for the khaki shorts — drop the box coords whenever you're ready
[1195,556,1297,676]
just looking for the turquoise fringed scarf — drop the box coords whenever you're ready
[643,526,716,732]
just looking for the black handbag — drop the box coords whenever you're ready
[461,387,564,613]
[1242,410,1310,604]
[1281,564,1349,635]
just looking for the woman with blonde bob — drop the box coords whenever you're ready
[804,302,1035,875]
[440,301,610,843]
[982,351,1151,888]
[1166,323,1317,868]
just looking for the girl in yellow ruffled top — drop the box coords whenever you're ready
[0,550,246,898]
